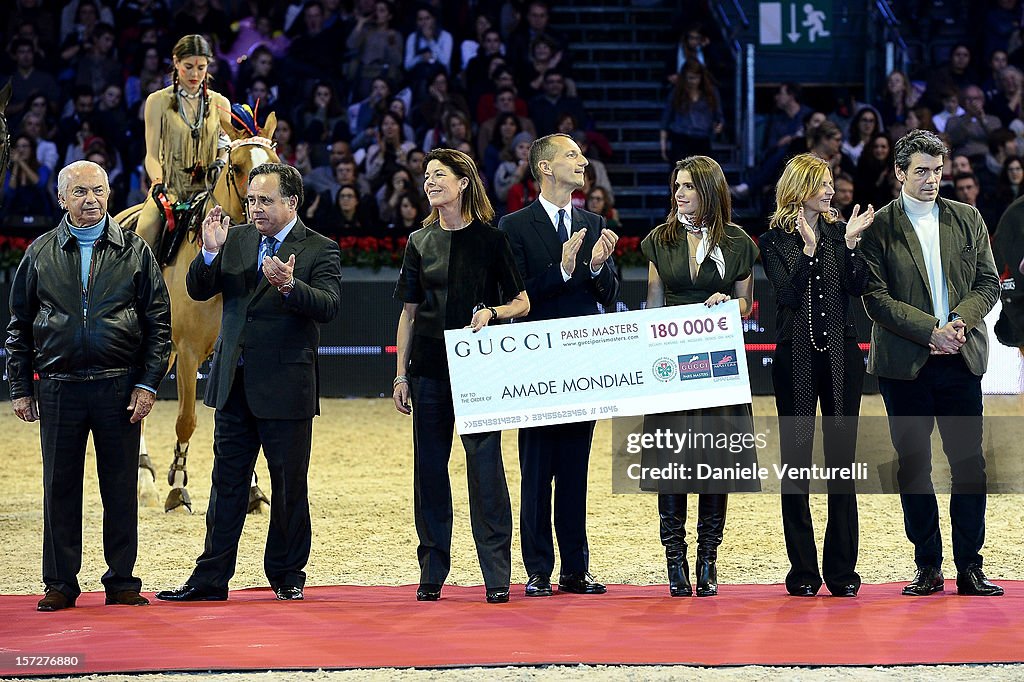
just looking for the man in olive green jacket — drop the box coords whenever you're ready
[861,130,1002,598]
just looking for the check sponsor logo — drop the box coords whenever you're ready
[678,353,711,380]
[711,349,739,377]
[652,357,678,382]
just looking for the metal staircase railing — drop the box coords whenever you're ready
[867,0,911,100]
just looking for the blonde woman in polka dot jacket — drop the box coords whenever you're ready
[759,153,874,599]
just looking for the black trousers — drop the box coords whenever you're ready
[411,375,512,590]
[191,368,313,590]
[772,341,862,593]
[519,420,595,577]
[877,354,987,573]
[38,376,142,600]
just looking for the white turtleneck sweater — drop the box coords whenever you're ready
[901,189,949,323]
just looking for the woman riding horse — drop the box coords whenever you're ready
[121,111,280,513]
[121,38,279,510]
[137,34,232,255]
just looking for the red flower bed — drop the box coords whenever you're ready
[336,235,408,270]
[0,236,33,269]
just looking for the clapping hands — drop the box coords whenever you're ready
[845,203,875,247]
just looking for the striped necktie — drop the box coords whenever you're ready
[257,237,277,278]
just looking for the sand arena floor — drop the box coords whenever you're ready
[3,396,1023,681]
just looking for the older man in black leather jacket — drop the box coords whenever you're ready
[6,160,171,612]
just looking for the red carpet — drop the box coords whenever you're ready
[2,583,1023,675]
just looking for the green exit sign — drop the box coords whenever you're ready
[759,1,834,50]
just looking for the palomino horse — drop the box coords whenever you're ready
[116,113,280,512]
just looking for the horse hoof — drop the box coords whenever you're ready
[247,485,270,514]
[139,454,156,482]
[165,487,193,514]
[138,468,160,508]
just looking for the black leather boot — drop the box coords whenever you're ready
[696,494,727,597]
[659,494,691,596]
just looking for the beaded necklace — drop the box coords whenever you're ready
[177,89,205,141]
[805,224,828,352]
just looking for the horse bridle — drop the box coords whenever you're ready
[223,136,277,222]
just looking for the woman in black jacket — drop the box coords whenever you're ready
[760,153,874,597]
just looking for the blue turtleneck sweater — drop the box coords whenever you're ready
[69,218,105,291]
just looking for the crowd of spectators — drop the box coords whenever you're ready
[1,0,617,242]
[727,11,1024,236]
[14,1,1024,249]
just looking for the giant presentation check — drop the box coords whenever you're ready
[444,301,751,434]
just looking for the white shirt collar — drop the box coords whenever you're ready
[537,194,571,232]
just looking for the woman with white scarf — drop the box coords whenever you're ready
[641,155,760,598]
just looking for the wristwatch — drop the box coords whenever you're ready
[277,277,295,295]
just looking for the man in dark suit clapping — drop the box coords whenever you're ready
[157,163,342,602]
[498,134,619,598]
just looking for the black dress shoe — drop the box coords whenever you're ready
[105,590,150,606]
[37,589,75,612]
[274,585,303,601]
[155,584,228,602]
[416,584,442,601]
[486,588,510,603]
[525,573,553,597]
[787,583,818,597]
[561,569,606,593]
[902,567,944,596]
[956,565,1004,596]
[558,572,606,594]
[830,584,858,598]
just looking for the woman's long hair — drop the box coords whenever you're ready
[853,132,896,208]
[491,112,521,146]
[656,155,733,250]
[996,154,1024,202]
[379,111,407,144]
[423,148,494,226]
[884,70,915,110]
[769,153,838,233]
[169,34,213,116]
[847,106,882,146]
[671,60,719,114]
[304,81,344,117]
[11,134,41,173]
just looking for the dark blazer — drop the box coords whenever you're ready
[498,200,619,321]
[186,219,342,419]
[861,195,999,380]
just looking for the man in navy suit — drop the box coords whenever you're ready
[157,163,342,603]
[498,133,619,597]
